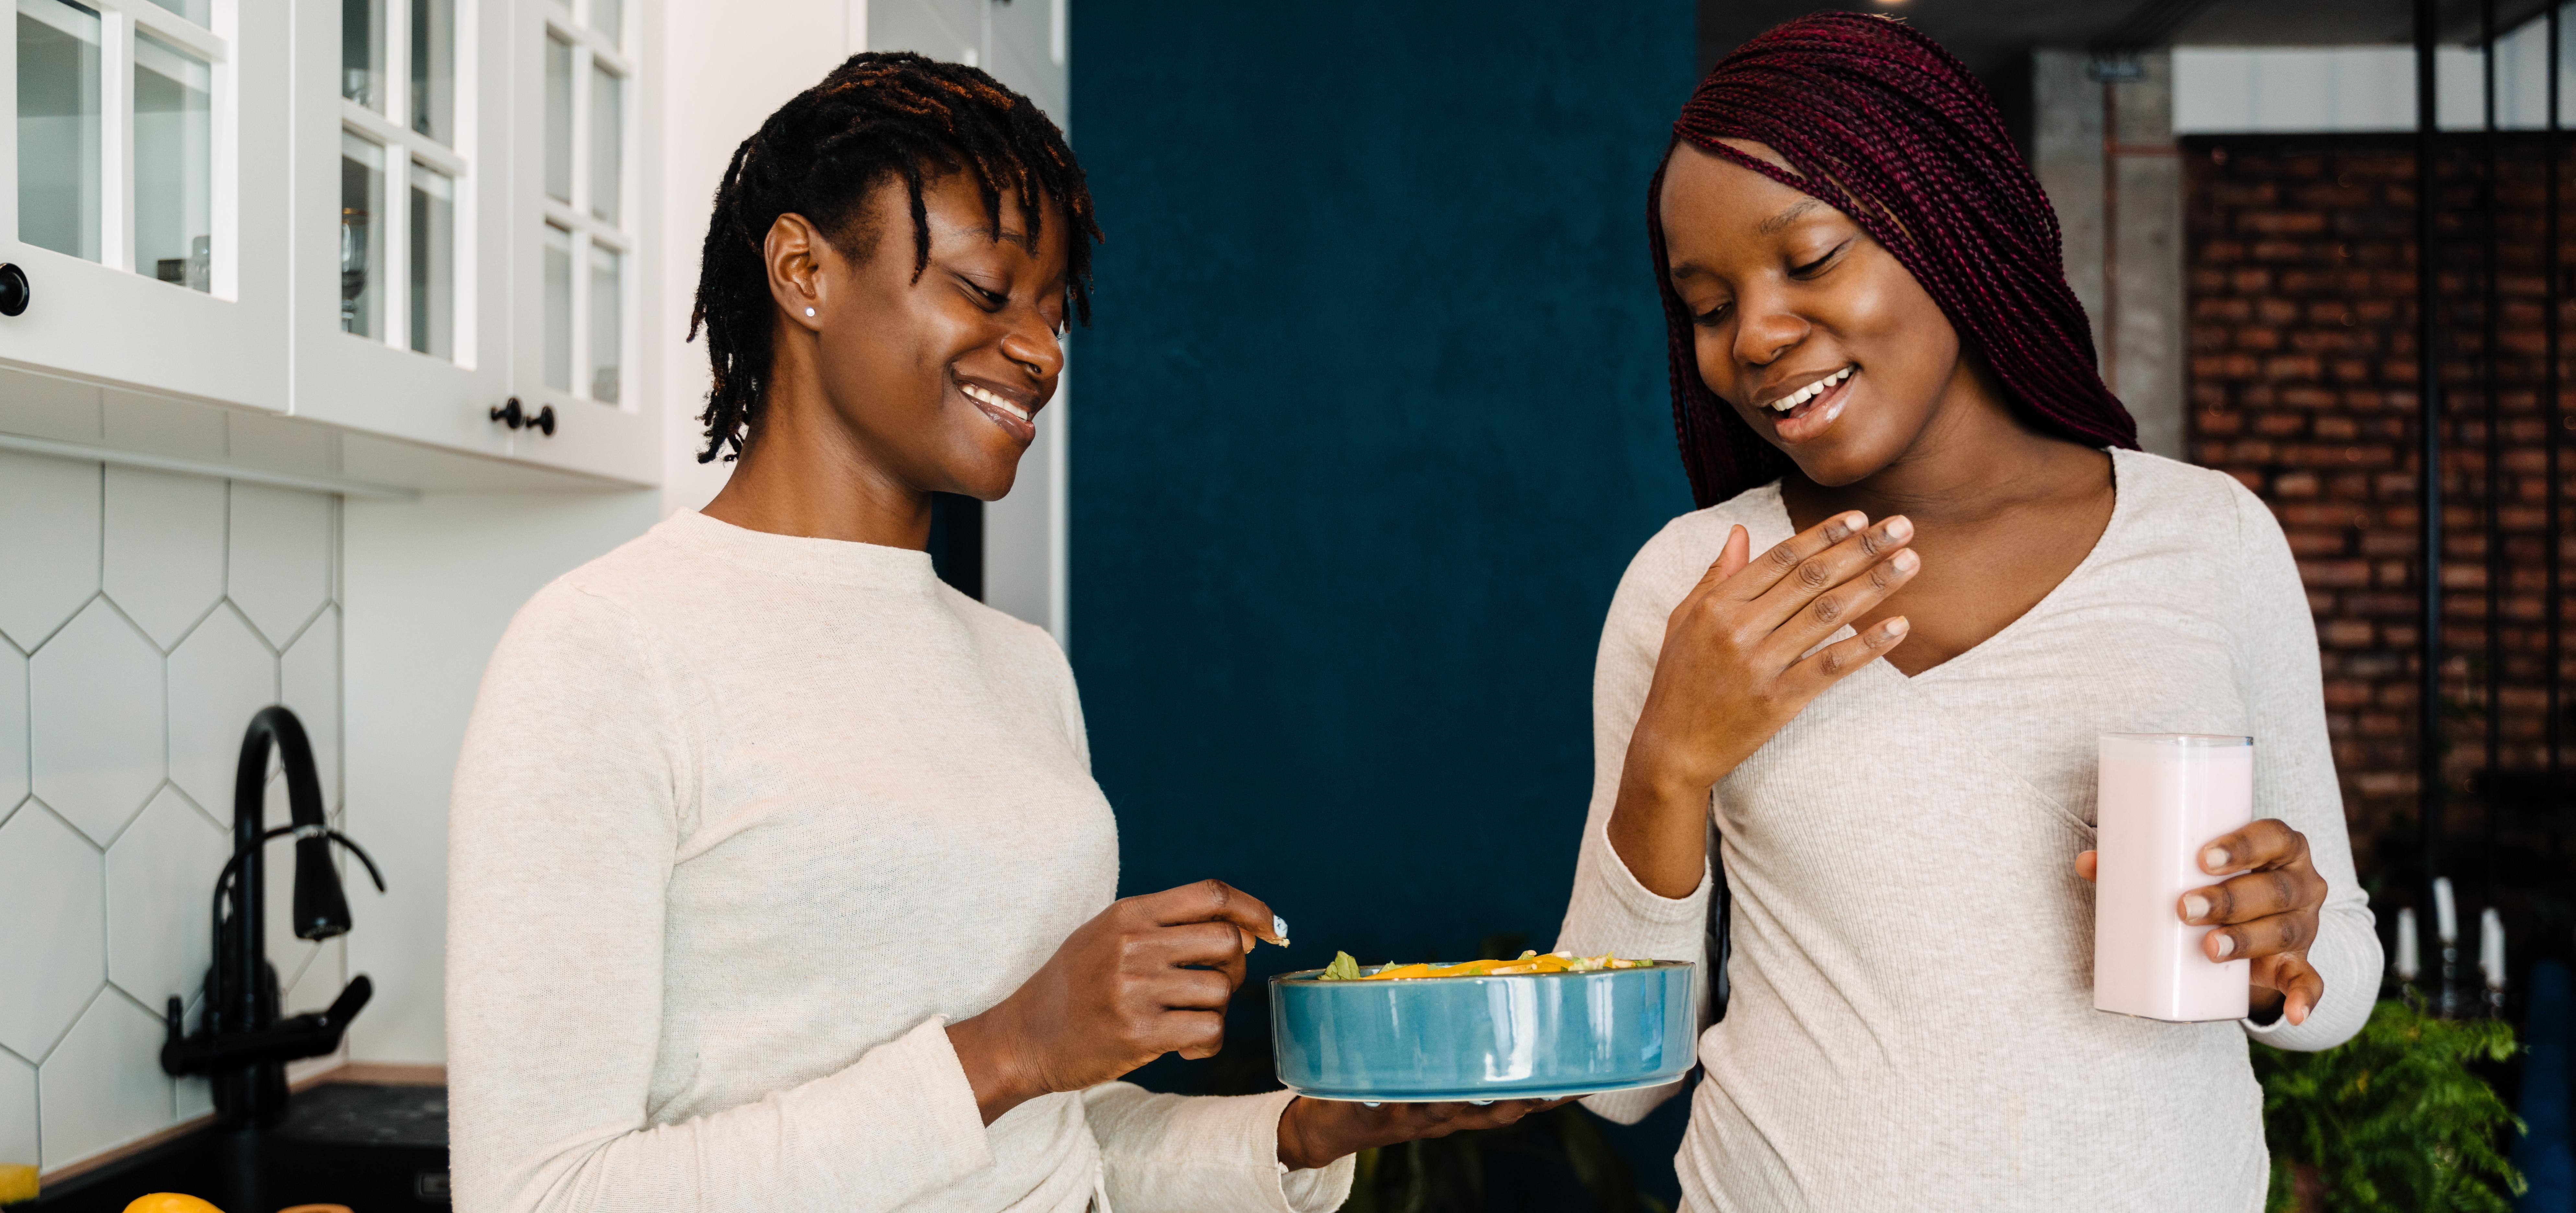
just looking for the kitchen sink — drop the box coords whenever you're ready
[25,1084,448,1213]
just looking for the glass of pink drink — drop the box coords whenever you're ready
[2093,733,2253,1022]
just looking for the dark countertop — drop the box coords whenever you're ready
[274,1082,449,1149]
[22,1084,450,1211]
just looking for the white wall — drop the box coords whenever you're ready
[653,0,863,517]
[2175,19,2569,135]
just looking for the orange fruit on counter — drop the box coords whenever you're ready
[120,1196,224,1213]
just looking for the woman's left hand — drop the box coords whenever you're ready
[1276,1096,1577,1170]
[2074,818,2328,1026]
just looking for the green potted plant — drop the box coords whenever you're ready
[2255,998,2524,1211]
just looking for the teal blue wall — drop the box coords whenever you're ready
[1068,0,1698,1195]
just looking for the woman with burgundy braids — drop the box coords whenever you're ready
[1555,14,2376,1209]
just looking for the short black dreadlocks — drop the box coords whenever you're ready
[688,52,1101,463]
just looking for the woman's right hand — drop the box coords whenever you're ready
[1609,511,1919,898]
[946,880,1284,1124]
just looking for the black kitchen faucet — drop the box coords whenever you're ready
[159,705,384,1127]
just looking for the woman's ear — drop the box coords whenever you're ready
[763,212,830,333]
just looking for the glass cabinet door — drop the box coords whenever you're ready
[288,0,511,458]
[503,0,651,482]
[0,0,290,410]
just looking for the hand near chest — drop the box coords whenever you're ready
[1610,510,1922,897]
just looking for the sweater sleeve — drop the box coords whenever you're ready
[1081,1084,1355,1212]
[2223,482,2382,1052]
[1555,524,1714,1126]
[446,583,994,1212]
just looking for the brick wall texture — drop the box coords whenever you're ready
[2183,134,2572,894]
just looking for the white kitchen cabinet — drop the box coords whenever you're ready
[293,0,655,485]
[0,0,660,491]
[496,0,653,482]
[286,0,512,462]
[0,0,291,411]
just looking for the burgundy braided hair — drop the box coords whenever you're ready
[1652,14,2137,508]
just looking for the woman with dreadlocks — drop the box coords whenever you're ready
[446,54,1544,1213]
[1554,14,2375,1209]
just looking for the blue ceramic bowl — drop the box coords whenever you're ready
[1269,962,1697,1102]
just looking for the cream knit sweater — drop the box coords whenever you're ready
[446,511,1354,1213]
[1556,450,2379,1212]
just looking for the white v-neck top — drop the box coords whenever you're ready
[446,510,1353,1213]
[1556,450,2378,1213]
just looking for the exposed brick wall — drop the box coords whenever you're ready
[2182,134,2573,893]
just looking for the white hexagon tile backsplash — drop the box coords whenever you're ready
[0,455,342,1175]
[0,453,100,651]
[101,468,228,651]
[30,600,166,846]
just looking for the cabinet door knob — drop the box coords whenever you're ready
[526,404,556,437]
[0,263,29,317]
[488,397,524,429]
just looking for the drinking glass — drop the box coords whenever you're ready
[2093,733,2253,1022]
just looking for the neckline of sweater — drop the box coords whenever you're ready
[661,509,942,593]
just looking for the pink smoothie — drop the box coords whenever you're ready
[2093,734,2253,1022]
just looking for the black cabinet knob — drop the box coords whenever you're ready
[0,263,29,317]
[487,398,558,437]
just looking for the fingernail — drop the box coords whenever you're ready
[1881,516,1912,542]
[1892,549,1919,573]
[2182,893,2210,922]
[1273,914,1290,945]
[1880,617,1910,640]
[2202,846,2230,872]
[2210,933,2236,958]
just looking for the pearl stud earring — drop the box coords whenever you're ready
[805,307,816,317]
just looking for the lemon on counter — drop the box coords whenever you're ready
[121,1195,225,1213]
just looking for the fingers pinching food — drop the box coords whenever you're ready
[943,880,1288,1123]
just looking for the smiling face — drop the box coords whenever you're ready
[778,168,1070,502]
[1657,140,1997,487]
